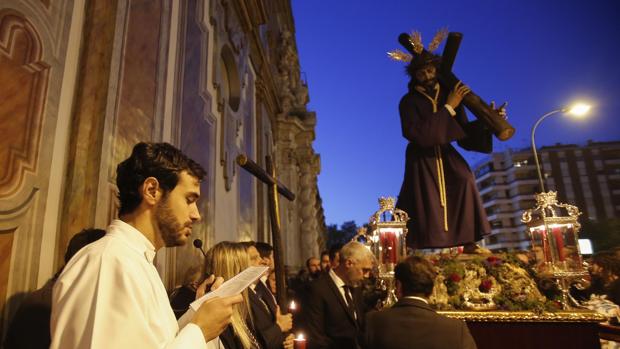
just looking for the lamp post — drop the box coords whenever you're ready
[531,103,591,192]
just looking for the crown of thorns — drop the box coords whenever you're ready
[387,28,448,63]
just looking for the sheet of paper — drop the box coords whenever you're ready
[178,265,268,329]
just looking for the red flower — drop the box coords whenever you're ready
[485,256,503,267]
[479,279,493,292]
[487,256,499,263]
[449,273,461,282]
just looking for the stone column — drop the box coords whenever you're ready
[57,0,119,267]
[297,120,320,261]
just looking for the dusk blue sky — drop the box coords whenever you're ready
[291,0,620,227]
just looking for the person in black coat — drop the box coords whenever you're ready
[301,241,374,349]
[4,228,105,349]
[365,256,477,349]
[242,241,294,349]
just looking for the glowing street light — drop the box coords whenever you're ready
[531,103,592,192]
[566,103,591,116]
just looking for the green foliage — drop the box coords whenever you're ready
[432,253,559,312]
[325,220,358,248]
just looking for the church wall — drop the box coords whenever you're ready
[0,0,323,340]
[0,0,85,337]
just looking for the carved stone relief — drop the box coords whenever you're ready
[275,30,308,112]
[210,0,251,192]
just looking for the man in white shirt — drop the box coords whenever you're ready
[51,142,242,349]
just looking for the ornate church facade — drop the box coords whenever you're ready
[0,0,324,338]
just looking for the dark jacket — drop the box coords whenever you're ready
[301,273,365,349]
[249,288,285,349]
[365,297,477,349]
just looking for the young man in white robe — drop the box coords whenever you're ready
[51,142,242,349]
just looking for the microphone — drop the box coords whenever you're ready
[193,238,207,257]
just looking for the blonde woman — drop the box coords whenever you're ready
[205,241,260,349]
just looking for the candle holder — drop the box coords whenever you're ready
[521,191,588,309]
[364,197,409,308]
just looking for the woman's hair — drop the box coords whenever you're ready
[204,241,255,348]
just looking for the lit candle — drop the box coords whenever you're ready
[552,226,565,261]
[289,300,297,313]
[294,333,306,349]
[380,230,397,264]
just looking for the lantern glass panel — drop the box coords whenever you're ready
[529,223,583,274]
[372,227,405,275]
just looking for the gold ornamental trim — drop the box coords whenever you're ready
[438,310,606,323]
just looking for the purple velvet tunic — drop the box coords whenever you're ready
[396,85,492,249]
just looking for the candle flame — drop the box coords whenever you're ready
[289,300,297,310]
[296,333,305,340]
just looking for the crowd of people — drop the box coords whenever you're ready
[0,142,477,349]
[3,141,619,349]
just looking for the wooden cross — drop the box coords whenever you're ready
[236,154,295,310]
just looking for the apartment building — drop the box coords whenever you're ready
[473,140,620,251]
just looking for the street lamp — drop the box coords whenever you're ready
[531,103,591,192]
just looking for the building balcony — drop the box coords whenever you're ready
[483,198,512,208]
[479,184,509,196]
[486,212,514,221]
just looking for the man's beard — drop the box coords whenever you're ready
[421,78,438,91]
[156,197,190,247]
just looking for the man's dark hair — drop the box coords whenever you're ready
[592,248,620,277]
[394,256,437,297]
[320,250,329,259]
[255,242,273,259]
[328,244,342,262]
[64,228,106,264]
[116,142,206,215]
[306,257,318,269]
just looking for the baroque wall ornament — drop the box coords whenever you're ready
[210,0,252,191]
[0,9,49,198]
[276,30,308,112]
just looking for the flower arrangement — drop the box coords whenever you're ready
[428,253,561,312]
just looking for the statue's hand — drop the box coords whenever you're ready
[491,101,508,119]
[447,81,471,109]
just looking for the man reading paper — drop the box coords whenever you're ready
[51,142,243,349]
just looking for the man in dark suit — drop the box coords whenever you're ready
[365,256,477,349]
[303,241,374,349]
[242,241,293,349]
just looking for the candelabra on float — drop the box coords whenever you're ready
[521,191,587,309]
[522,103,591,310]
[365,197,409,308]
